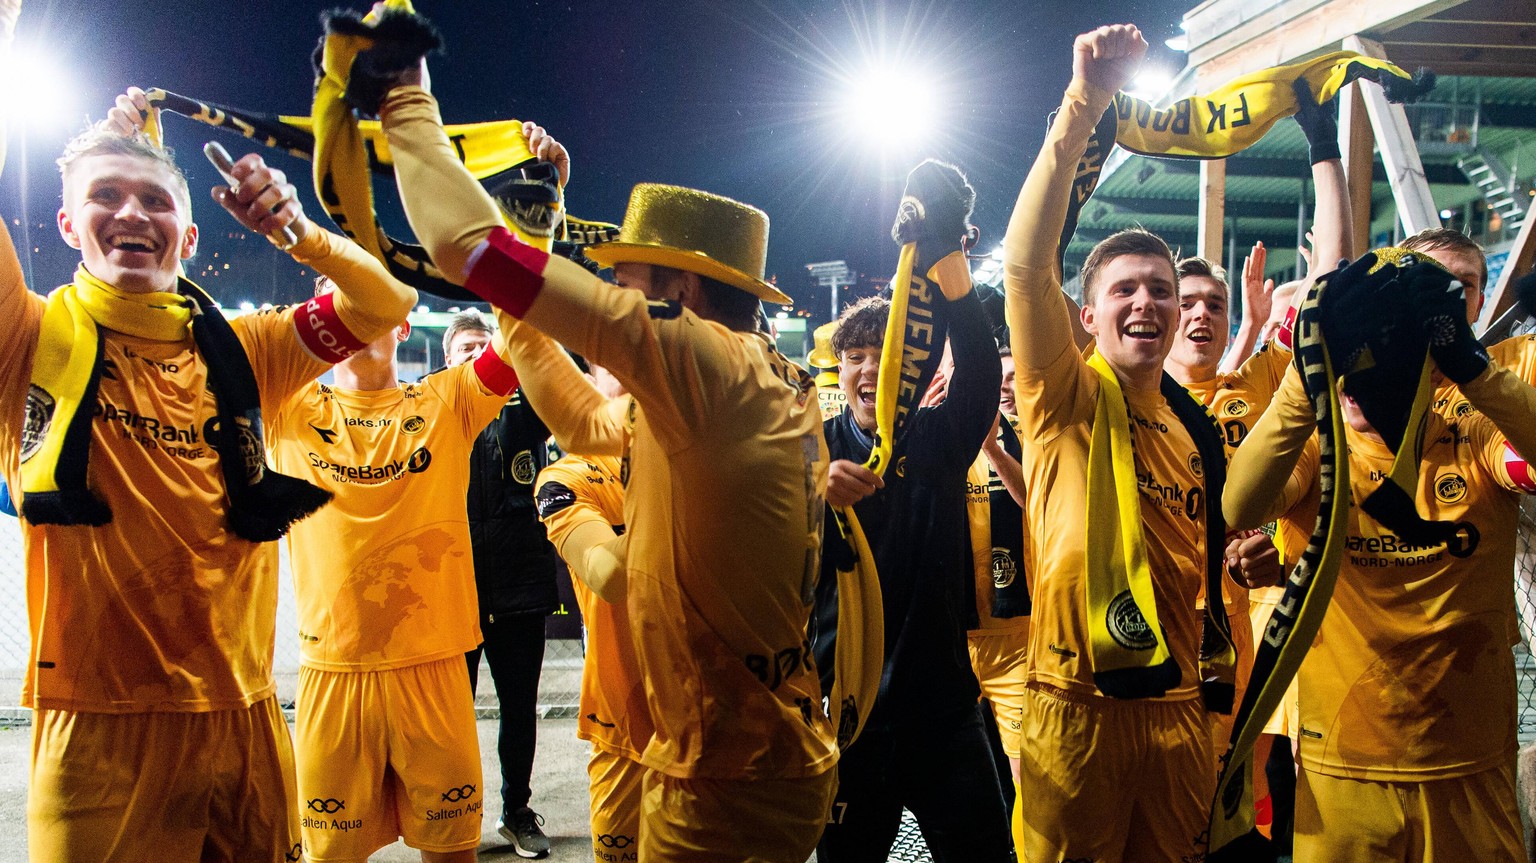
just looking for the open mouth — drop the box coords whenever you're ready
[107,234,161,254]
[857,385,876,408]
[1125,322,1160,341]
[1186,327,1213,345]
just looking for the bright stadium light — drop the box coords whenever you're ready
[1,44,76,130]
[1126,68,1175,102]
[839,61,941,151]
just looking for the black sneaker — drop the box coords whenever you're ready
[497,806,551,859]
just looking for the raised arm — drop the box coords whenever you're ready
[928,255,1003,464]
[1290,80,1354,274]
[490,309,626,456]
[1221,242,1273,372]
[1004,25,1143,376]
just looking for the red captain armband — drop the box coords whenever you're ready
[1275,304,1297,351]
[472,343,520,396]
[464,226,551,319]
[295,291,368,363]
[1504,443,1536,493]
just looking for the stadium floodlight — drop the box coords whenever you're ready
[1,45,75,130]
[1126,69,1175,102]
[839,60,941,152]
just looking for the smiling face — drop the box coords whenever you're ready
[444,328,492,368]
[1081,253,1179,390]
[838,343,881,432]
[1166,274,1230,383]
[58,152,197,295]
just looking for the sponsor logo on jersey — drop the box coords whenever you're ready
[99,403,202,444]
[401,415,426,435]
[307,447,431,484]
[1106,589,1156,651]
[1434,473,1467,504]
[407,447,432,473]
[344,416,391,428]
[426,784,482,822]
[307,798,345,814]
[1223,418,1248,448]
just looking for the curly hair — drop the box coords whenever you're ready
[831,295,890,356]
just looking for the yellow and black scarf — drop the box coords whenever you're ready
[1111,51,1430,160]
[20,268,331,539]
[984,414,1030,618]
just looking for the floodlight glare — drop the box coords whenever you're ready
[841,62,940,151]
[1126,69,1175,102]
[1,45,75,130]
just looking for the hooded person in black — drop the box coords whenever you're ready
[812,276,1011,860]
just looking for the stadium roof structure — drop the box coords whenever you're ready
[1073,0,1536,335]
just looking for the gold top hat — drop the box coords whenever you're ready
[585,183,792,306]
[807,320,840,370]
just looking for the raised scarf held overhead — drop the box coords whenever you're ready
[20,268,331,540]
[1111,51,1431,159]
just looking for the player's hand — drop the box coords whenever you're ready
[523,121,570,189]
[211,153,310,244]
[827,459,884,508]
[920,367,949,407]
[103,87,152,137]
[1225,531,1283,589]
[1072,24,1148,95]
[1240,241,1274,329]
[1291,78,1341,164]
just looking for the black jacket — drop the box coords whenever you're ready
[812,291,1001,730]
[467,389,560,620]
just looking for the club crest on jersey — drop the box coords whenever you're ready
[402,415,426,435]
[1435,473,1467,504]
[991,548,1016,588]
[1107,590,1156,651]
[19,386,54,463]
[1223,399,1249,417]
[512,450,536,485]
[1188,452,1204,479]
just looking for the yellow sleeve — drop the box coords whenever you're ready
[536,457,626,601]
[284,226,418,346]
[379,86,508,284]
[0,220,41,417]
[1225,365,1318,529]
[1232,339,1293,401]
[1003,79,1116,440]
[492,309,626,456]
[1457,360,1536,465]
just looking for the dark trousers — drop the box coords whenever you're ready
[465,612,547,814]
[817,701,1012,863]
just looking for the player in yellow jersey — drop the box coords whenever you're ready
[1002,25,1251,861]
[1225,265,1536,861]
[266,276,524,862]
[5,100,417,860]
[374,63,836,860]
[535,417,654,863]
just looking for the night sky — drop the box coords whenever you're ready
[1,0,1193,320]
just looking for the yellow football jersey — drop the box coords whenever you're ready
[1273,413,1526,780]
[1183,339,1291,454]
[269,355,514,671]
[1434,335,1536,422]
[535,454,653,761]
[507,283,837,781]
[2,298,330,711]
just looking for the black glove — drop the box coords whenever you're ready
[1316,251,1400,373]
[1317,250,1423,447]
[323,8,443,118]
[1515,270,1536,321]
[1291,78,1340,165]
[891,159,976,275]
[1405,256,1489,384]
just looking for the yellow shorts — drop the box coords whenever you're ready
[1209,603,1256,758]
[1295,763,1525,862]
[968,628,1029,758]
[588,747,643,862]
[639,766,836,863]
[295,657,482,861]
[1017,685,1214,863]
[27,696,300,863]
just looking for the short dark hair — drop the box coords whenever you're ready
[832,296,889,356]
[1175,256,1227,286]
[1402,228,1487,288]
[1080,228,1177,303]
[652,265,762,333]
[442,308,494,355]
[58,125,193,218]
